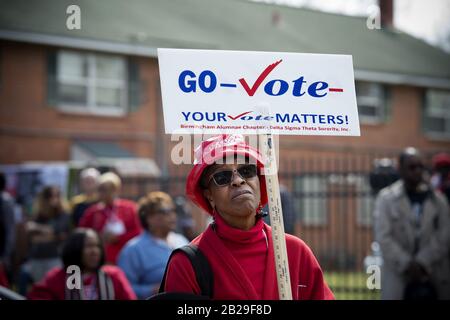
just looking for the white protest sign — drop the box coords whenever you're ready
[158,48,360,136]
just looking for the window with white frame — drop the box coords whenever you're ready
[57,50,127,115]
[293,175,327,226]
[423,89,450,139]
[354,175,374,227]
[356,81,386,124]
[328,173,374,227]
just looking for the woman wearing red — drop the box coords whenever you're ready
[163,134,334,300]
[79,172,142,264]
[28,228,136,300]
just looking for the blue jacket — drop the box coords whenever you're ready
[117,232,172,299]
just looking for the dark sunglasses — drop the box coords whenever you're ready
[208,164,258,187]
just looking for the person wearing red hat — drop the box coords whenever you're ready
[431,152,450,203]
[163,134,334,300]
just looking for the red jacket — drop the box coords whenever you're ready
[165,214,334,300]
[27,265,137,300]
[79,199,142,264]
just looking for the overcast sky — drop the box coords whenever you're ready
[252,0,450,52]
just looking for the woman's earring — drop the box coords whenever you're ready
[256,204,268,218]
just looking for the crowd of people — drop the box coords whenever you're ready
[0,136,449,300]
[0,168,191,300]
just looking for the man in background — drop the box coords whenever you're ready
[374,147,450,300]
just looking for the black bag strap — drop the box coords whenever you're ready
[158,244,213,298]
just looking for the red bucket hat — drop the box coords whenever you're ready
[186,134,268,215]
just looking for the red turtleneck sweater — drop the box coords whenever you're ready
[164,214,334,300]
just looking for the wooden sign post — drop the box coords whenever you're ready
[260,133,292,300]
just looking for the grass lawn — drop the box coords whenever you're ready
[324,272,381,300]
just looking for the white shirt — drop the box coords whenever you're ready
[166,231,189,249]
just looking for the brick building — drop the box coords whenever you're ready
[1,0,449,272]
